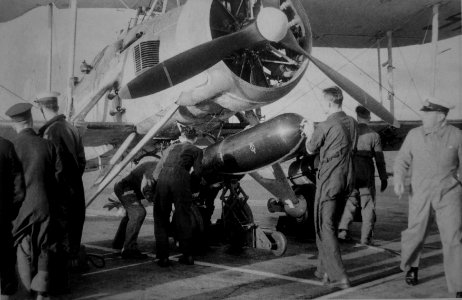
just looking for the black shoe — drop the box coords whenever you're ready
[157,258,171,267]
[338,230,352,242]
[455,291,462,298]
[405,267,418,286]
[178,255,194,265]
[121,249,148,259]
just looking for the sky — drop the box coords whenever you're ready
[0,5,461,122]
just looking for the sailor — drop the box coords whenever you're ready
[35,91,86,270]
[152,127,203,267]
[394,97,462,297]
[6,103,66,299]
[302,86,358,289]
[112,161,157,259]
[338,106,388,245]
[0,135,25,299]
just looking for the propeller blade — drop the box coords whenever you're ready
[119,7,290,99]
[85,105,179,208]
[280,32,400,128]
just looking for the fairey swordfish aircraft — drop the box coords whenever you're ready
[0,0,461,255]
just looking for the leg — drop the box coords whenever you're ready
[16,236,32,292]
[319,198,348,282]
[0,230,18,297]
[172,174,194,257]
[68,185,86,258]
[119,194,147,251]
[434,187,462,293]
[338,190,359,241]
[359,186,375,244]
[112,216,128,250]
[154,176,172,260]
[30,220,50,294]
[400,193,432,272]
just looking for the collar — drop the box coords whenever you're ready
[19,128,37,136]
[422,121,447,136]
[38,114,66,135]
[326,111,346,121]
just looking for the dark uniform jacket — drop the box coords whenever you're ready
[12,128,65,244]
[115,161,157,200]
[354,123,387,188]
[39,114,85,179]
[0,136,25,293]
[306,111,358,199]
[0,136,25,228]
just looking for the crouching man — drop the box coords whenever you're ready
[111,161,157,259]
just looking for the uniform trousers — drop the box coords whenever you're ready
[339,186,376,243]
[401,183,462,293]
[154,167,193,258]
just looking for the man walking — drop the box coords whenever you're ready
[394,97,462,297]
[303,86,357,289]
[338,106,388,245]
[0,135,25,299]
[35,91,86,270]
[6,103,66,299]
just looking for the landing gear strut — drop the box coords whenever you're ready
[219,179,287,256]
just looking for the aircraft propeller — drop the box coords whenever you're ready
[118,7,289,99]
[119,4,399,127]
[279,32,400,127]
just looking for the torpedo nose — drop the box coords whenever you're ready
[256,7,289,43]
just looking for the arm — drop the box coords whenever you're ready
[9,144,25,216]
[77,134,86,175]
[373,133,388,180]
[305,124,325,155]
[393,132,413,197]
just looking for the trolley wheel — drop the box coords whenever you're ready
[268,231,287,256]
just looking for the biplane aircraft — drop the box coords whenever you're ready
[0,0,461,255]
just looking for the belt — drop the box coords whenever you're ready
[321,148,347,164]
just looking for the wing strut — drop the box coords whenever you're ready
[430,4,439,96]
[66,0,77,118]
[85,104,179,207]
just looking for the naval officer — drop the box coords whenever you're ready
[6,103,66,299]
[35,91,86,271]
[394,96,462,297]
[0,135,25,299]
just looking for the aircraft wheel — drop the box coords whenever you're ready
[268,231,287,256]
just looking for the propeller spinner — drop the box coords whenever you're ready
[118,6,291,99]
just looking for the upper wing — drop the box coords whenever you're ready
[303,0,461,48]
[0,0,186,23]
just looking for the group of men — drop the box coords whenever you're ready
[302,86,462,297]
[1,85,462,298]
[0,92,86,300]
[111,126,203,267]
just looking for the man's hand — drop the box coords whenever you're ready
[301,119,315,141]
[393,180,405,198]
[380,179,388,192]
